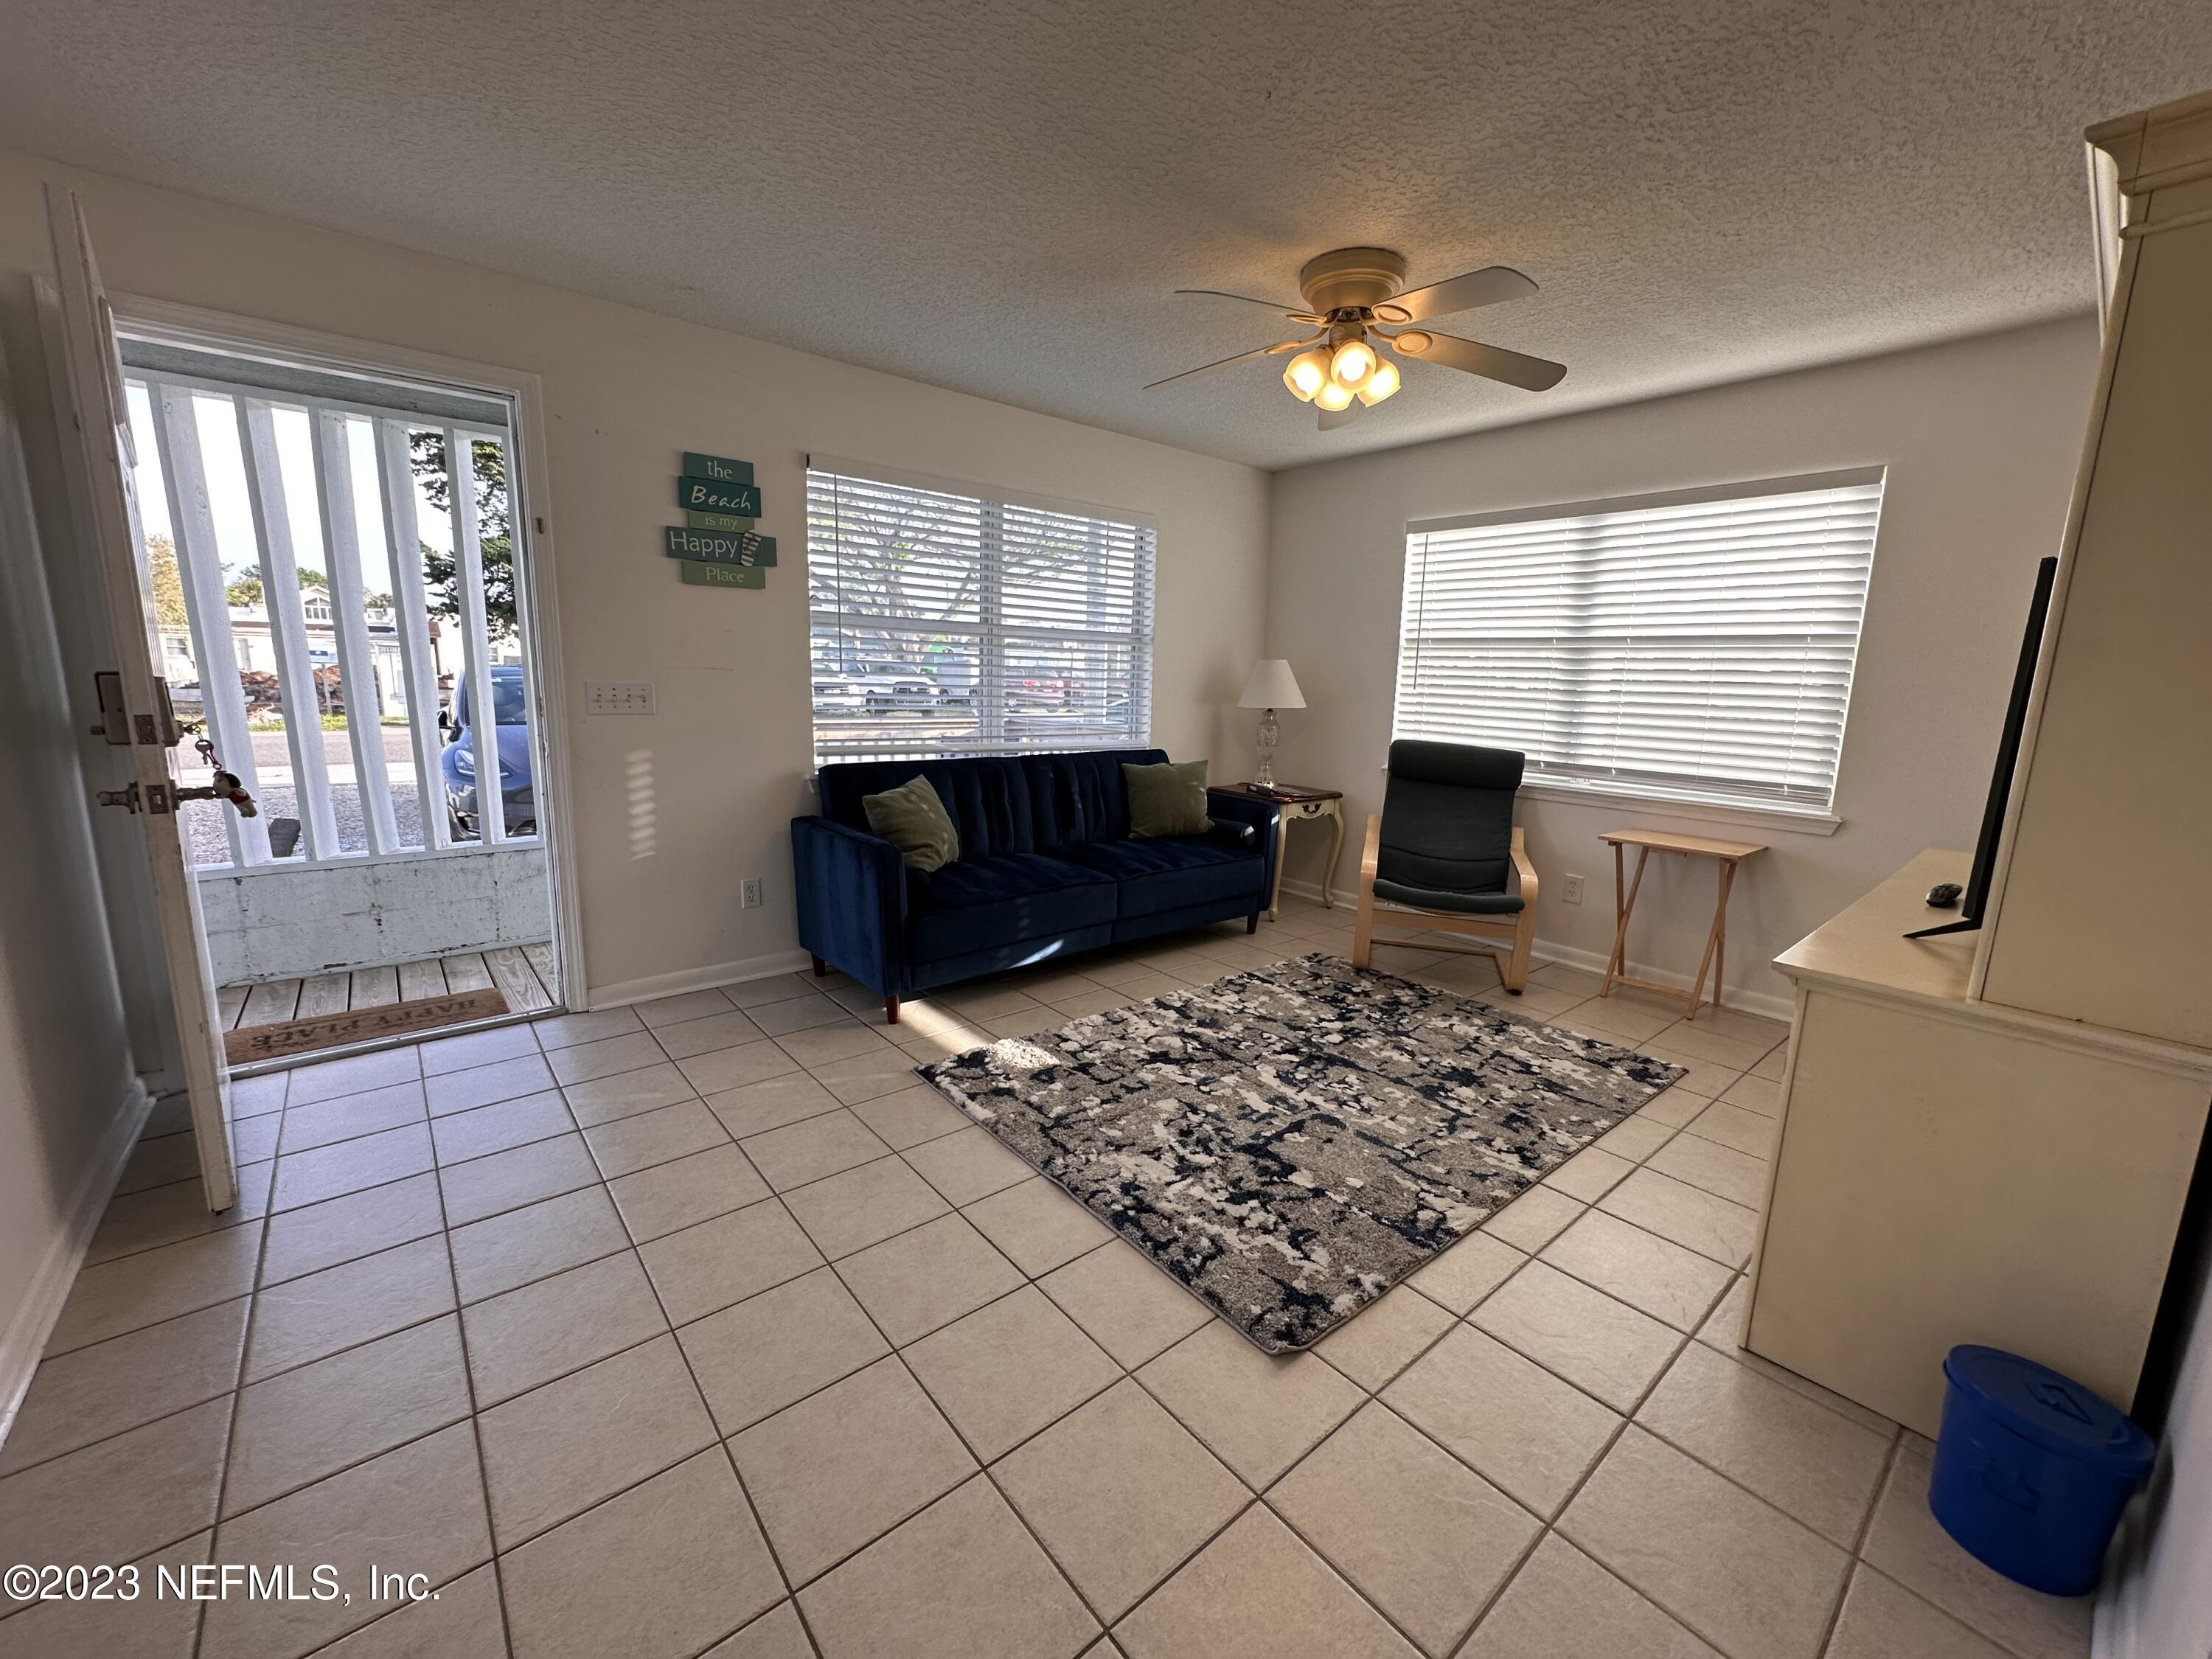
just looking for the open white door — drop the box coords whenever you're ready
[45,185,241,1211]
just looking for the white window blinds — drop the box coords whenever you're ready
[1394,469,1883,815]
[806,463,1155,765]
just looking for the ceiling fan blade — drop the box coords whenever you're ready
[1397,330,1566,392]
[1317,399,1364,432]
[1144,337,1314,391]
[1374,265,1538,324]
[1175,289,1326,324]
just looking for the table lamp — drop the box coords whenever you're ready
[1238,659,1305,788]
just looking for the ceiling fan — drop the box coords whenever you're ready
[1146,246,1566,431]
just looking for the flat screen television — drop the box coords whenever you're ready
[1905,554,2059,940]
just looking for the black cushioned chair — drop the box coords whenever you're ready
[1352,740,1540,992]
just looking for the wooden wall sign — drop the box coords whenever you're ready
[679,476,763,516]
[681,562,767,589]
[686,509,757,532]
[664,526,776,566]
[683,452,754,484]
[671,451,768,591]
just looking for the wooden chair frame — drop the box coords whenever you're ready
[1352,815,1540,992]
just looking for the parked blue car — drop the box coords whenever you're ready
[440,665,535,839]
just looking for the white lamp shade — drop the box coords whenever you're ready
[1239,659,1306,709]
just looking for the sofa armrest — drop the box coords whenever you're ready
[1206,788,1280,903]
[790,815,908,996]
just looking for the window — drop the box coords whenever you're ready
[806,460,1155,765]
[1394,469,1882,816]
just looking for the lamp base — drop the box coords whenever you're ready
[1254,708,1280,789]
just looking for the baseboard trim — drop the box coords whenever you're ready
[0,1072,153,1449]
[1275,878,1795,1024]
[585,949,816,1011]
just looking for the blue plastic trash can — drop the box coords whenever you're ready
[1928,1345,2155,1596]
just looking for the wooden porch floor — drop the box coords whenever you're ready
[218,942,560,1034]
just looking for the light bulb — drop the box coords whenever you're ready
[1355,358,1402,406]
[1331,337,1377,388]
[1314,380,1355,411]
[1283,348,1329,401]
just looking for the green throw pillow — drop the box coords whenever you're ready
[861,773,960,872]
[1123,759,1211,838]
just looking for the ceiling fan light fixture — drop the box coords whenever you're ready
[1283,347,1330,400]
[1313,380,1356,411]
[1355,358,1402,405]
[1391,330,1433,355]
[1330,337,1377,388]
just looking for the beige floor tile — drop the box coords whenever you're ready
[678,1267,890,1434]
[1039,1242,1211,1367]
[280,1080,429,1155]
[287,1046,421,1107]
[1408,1233,1524,1315]
[204,1422,490,1659]
[799,1474,1099,1659]
[724,975,822,1011]
[1116,1505,1413,1658]
[1456,1534,1720,1659]
[1635,1341,1893,1546]
[1540,1209,1735,1332]
[637,1198,824,1324]
[430,1090,576,1165]
[651,1007,768,1062]
[1684,1101,1778,1159]
[904,1285,1119,1459]
[1478,1184,1583,1252]
[1566,999,1680,1044]
[582,1098,730,1179]
[0,1395,229,1568]
[438,1132,601,1227]
[1543,1146,1638,1203]
[1691,1277,1899,1436]
[680,1039,807,1096]
[85,1160,270,1266]
[940,984,1051,1019]
[1560,1427,1848,1659]
[1481,981,1584,1018]
[1644,1132,1768,1209]
[1530,963,1608,998]
[1593,1112,1679,1162]
[1859,1439,2095,1659]
[732,1356,978,1583]
[1051,987,1135,1020]
[607,1143,771,1243]
[1596,1168,1761,1267]
[813,1046,931,1105]
[272,1121,436,1211]
[1137,1322,1362,1487]
[314,1560,505,1656]
[260,1172,445,1287]
[965,1176,1113,1276]
[633,987,739,1028]
[501,1448,782,1659]
[782,1154,950,1259]
[226,1315,471,1514]
[1646,1021,1773,1071]
[1825,1565,2013,1659]
[1274,1403,1540,1658]
[1313,1285,1455,1391]
[701,1601,814,1659]
[560,1060,698,1127]
[546,1030,666,1088]
[898,1022,997,1061]
[424,1053,558,1116]
[420,1021,543,1077]
[1636,1088,1706,1129]
[462,1251,669,1405]
[850,1081,971,1149]
[1634,1047,1743,1101]
[902,1124,1036,1205]
[1470,1260,1680,1414]
[44,1219,262,1355]
[1102,969,1189,1001]
[704,1070,844,1138]
[1751,1047,1788,1081]
[476,1333,716,1548]
[740,1109,895,1191]
[449,1184,630,1303]
[995,1380,1248,1621]
[245,1235,453,1382]
[0,1528,210,1659]
[773,1020,893,1070]
[836,1214,1027,1345]
[1382,1324,1619,1520]
[1717,1072,1781,1116]
[532,1006,644,1051]
[745,990,853,1033]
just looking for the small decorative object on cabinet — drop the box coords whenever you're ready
[1237,658,1304,788]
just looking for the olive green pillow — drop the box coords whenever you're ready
[1123,759,1211,838]
[861,773,960,872]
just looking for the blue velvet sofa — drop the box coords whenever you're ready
[791,748,1278,1022]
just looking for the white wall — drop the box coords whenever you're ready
[0,150,1270,1009]
[1265,320,2098,1013]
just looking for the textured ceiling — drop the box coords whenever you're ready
[4,1,2208,470]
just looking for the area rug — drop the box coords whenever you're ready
[917,953,1684,1352]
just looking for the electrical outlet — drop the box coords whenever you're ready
[741,877,763,910]
[585,681,655,715]
[1562,873,1585,905]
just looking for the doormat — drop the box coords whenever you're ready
[917,953,1683,1353]
[226,987,511,1065]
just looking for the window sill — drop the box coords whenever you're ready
[1514,779,1843,838]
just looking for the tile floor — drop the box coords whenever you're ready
[0,899,2096,1659]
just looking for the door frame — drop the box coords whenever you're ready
[105,295,590,1018]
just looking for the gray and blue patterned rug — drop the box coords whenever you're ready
[917,953,1684,1353]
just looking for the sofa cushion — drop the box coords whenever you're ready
[818,757,1037,858]
[861,774,960,872]
[910,853,1118,963]
[1372,877,1525,916]
[1123,759,1212,838]
[1051,836,1263,919]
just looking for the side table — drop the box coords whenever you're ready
[1599,827,1767,1019]
[1212,784,1345,921]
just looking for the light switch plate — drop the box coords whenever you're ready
[585,681,655,715]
